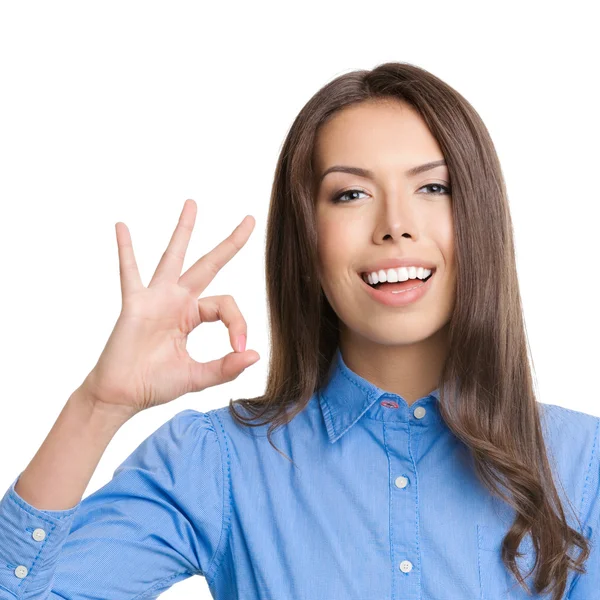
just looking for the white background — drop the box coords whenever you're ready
[0,1,598,598]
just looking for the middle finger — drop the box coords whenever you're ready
[149,198,197,287]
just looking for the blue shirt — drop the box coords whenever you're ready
[1,346,599,599]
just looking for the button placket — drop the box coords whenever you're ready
[381,397,427,584]
[397,406,425,577]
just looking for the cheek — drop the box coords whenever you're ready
[431,211,455,267]
[316,215,358,274]
[440,235,454,268]
[443,232,455,270]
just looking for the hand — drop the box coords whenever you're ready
[80,199,260,416]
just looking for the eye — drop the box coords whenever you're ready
[331,188,368,204]
[419,183,451,195]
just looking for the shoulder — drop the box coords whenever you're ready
[116,408,220,477]
[538,401,598,458]
[538,402,599,456]
[539,401,599,427]
[142,408,219,449]
[538,402,599,528]
[166,407,217,435]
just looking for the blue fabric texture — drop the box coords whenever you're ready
[1,346,598,599]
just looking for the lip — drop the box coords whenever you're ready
[358,270,436,307]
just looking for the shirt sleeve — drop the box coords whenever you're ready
[0,408,224,599]
[568,415,600,598]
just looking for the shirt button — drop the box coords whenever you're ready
[32,528,46,541]
[413,406,426,419]
[395,475,409,489]
[15,565,28,579]
[399,560,413,573]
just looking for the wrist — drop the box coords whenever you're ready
[71,382,137,428]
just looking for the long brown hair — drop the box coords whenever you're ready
[227,62,590,599]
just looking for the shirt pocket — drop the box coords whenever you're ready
[477,524,554,600]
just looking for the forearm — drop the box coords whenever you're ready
[14,386,134,511]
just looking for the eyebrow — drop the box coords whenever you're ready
[319,159,447,184]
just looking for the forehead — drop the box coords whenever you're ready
[314,100,443,172]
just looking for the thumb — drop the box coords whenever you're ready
[188,351,260,392]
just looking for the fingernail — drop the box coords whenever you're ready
[237,334,246,353]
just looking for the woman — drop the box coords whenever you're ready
[1,62,597,600]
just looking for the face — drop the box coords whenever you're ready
[314,99,456,350]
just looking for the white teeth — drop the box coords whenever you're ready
[387,269,399,283]
[362,267,433,285]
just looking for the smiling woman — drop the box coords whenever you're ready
[1,61,597,600]
[224,62,598,600]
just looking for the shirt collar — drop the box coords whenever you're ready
[317,346,443,444]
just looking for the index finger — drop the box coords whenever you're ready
[178,215,255,297]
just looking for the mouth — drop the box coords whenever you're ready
[359,268,436,289]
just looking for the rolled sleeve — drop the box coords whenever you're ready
[0,475,80,598]
[0,409,224,599]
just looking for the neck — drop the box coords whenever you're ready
[338,324,449,406]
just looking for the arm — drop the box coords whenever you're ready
[0,409,224,599]
[14,386,134,511]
